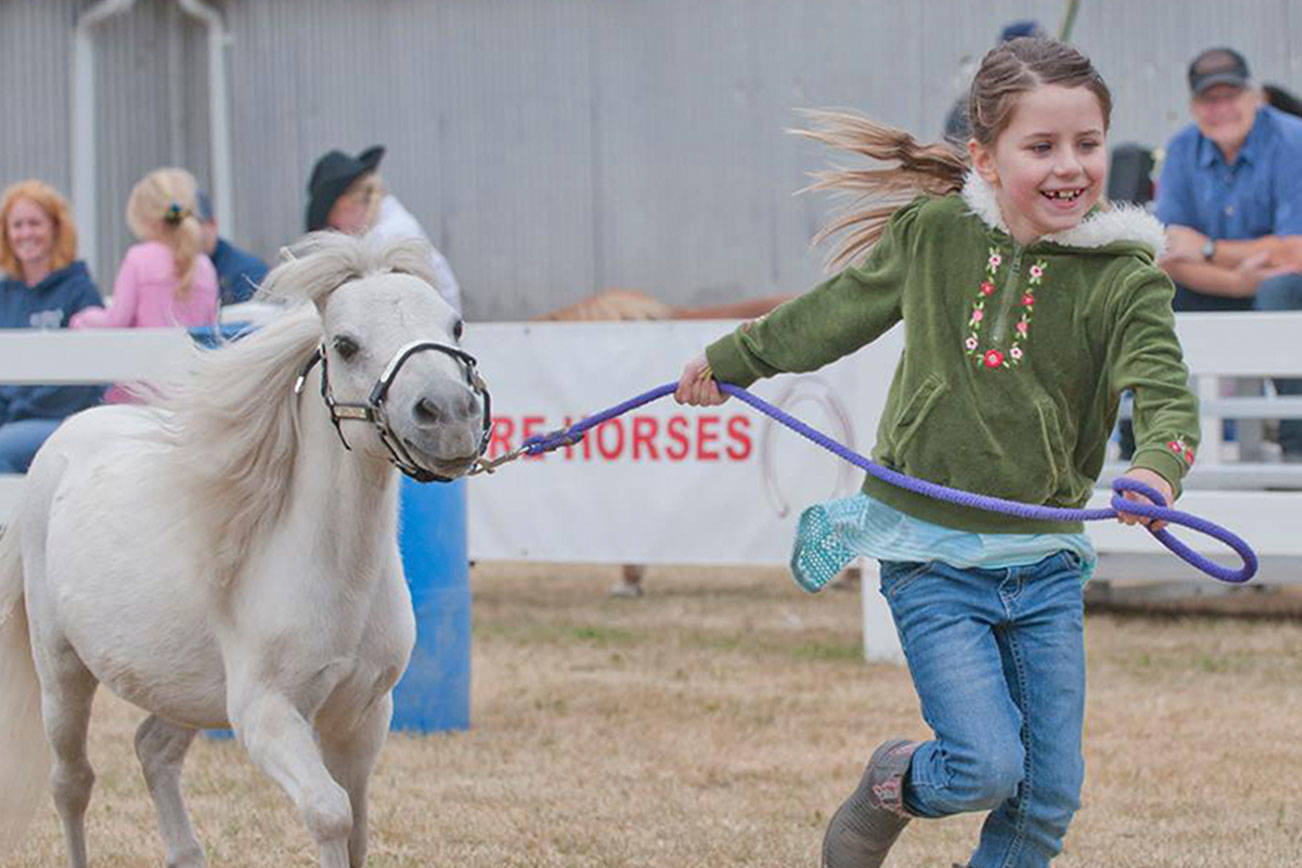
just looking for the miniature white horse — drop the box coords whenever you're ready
[0,233,489,867]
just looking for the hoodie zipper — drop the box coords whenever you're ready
[988,240,1023,346]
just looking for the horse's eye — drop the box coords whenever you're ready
[452,319,464,341]
[333,335,360,360]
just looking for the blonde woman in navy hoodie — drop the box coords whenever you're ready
[0,180,103,472]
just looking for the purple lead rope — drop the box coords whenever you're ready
[520,382,1258,584]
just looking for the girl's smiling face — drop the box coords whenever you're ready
[969,83,1108,244]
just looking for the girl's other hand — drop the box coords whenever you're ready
[674,354,728,406]
[1116,467,1174,532]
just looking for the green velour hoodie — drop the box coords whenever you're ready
[705,175,1199,535]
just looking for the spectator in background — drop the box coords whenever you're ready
[305,145,462,313]
[0,181,104,472]
[72,168,219,402]
[1264,83,1302,120]
[196,190,268,305]
[1155,47,1302,459]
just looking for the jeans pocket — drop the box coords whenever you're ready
[1057,549,1084,572]
[879,559,933,599]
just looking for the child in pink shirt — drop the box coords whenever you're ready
[72,240,217,329]
[72,168,219,401]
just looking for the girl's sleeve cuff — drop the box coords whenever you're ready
[1128,447,1188,499]
[704,330,762,388]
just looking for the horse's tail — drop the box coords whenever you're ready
[0,512,50,853]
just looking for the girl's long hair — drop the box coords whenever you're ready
[0,180,79,278]
[126,168,204,297]
[797,37,1113,269]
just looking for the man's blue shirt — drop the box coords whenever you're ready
[1155,105,1302,240]
[211,237,269,305]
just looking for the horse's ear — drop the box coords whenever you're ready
[258,233,365,313]
[309,280,353,316]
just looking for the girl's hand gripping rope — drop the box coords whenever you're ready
[1116,467,1173,532]
[675,354,728,407]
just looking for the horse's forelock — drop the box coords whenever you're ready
[258,233,443,309]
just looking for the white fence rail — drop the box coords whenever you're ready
[1087,311,1302,588]
[0,328,193,517]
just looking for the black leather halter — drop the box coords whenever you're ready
[294,340,492,483]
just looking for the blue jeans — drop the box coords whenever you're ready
[1254,273,1302,458]
[0,417,63,473]
[880,552,1085,867]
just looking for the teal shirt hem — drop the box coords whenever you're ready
[791,493,1097,592]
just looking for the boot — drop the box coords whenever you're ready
[821,739,921,868]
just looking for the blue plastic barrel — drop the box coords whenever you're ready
[390,476,471,731]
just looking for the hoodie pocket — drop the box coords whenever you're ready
[891,374,948,456]
[1031,396,1086,504]
[1034,397,1072,485]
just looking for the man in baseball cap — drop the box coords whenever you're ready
[1186,47,1251,96]
[1155,46,1302,458]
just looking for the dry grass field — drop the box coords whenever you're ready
[7,563,1302,867]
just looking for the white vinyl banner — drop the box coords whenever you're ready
[463,320,903,564]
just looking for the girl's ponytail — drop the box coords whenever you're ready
[126,168,204,297]
[795,111,968,270]
[164,206,202,298]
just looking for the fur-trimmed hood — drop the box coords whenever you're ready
[960,171,1166,259]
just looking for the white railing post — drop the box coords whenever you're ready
[1198,374,1224,462]
[859,559,904,664]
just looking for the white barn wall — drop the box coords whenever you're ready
[0,0,1298,319]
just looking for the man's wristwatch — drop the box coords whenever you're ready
[1201,238,1217,262]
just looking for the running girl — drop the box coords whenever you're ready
[677,37,1197,868]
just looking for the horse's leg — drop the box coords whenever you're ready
[232,691,352,868]
[135,714,205,867]
[35,644,98,868]
[320,693,392,868]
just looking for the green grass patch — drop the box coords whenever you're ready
[789,639,862,662]
[568,624,636,646]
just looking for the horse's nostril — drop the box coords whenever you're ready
[458,392,477,419]
[413,397,441,425]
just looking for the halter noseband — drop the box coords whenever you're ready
[294,339,492,483]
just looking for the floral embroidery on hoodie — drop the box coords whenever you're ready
[963,248,1048,370]
[1167,438,1196,465]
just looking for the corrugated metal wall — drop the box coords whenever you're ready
[94,2,212,263]
[1,0,78,191]
[2,0,1299,319]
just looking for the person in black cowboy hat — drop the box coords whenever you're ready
[304,145,386,234]
[303,145,462,312]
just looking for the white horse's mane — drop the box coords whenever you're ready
[144,232,441,585]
